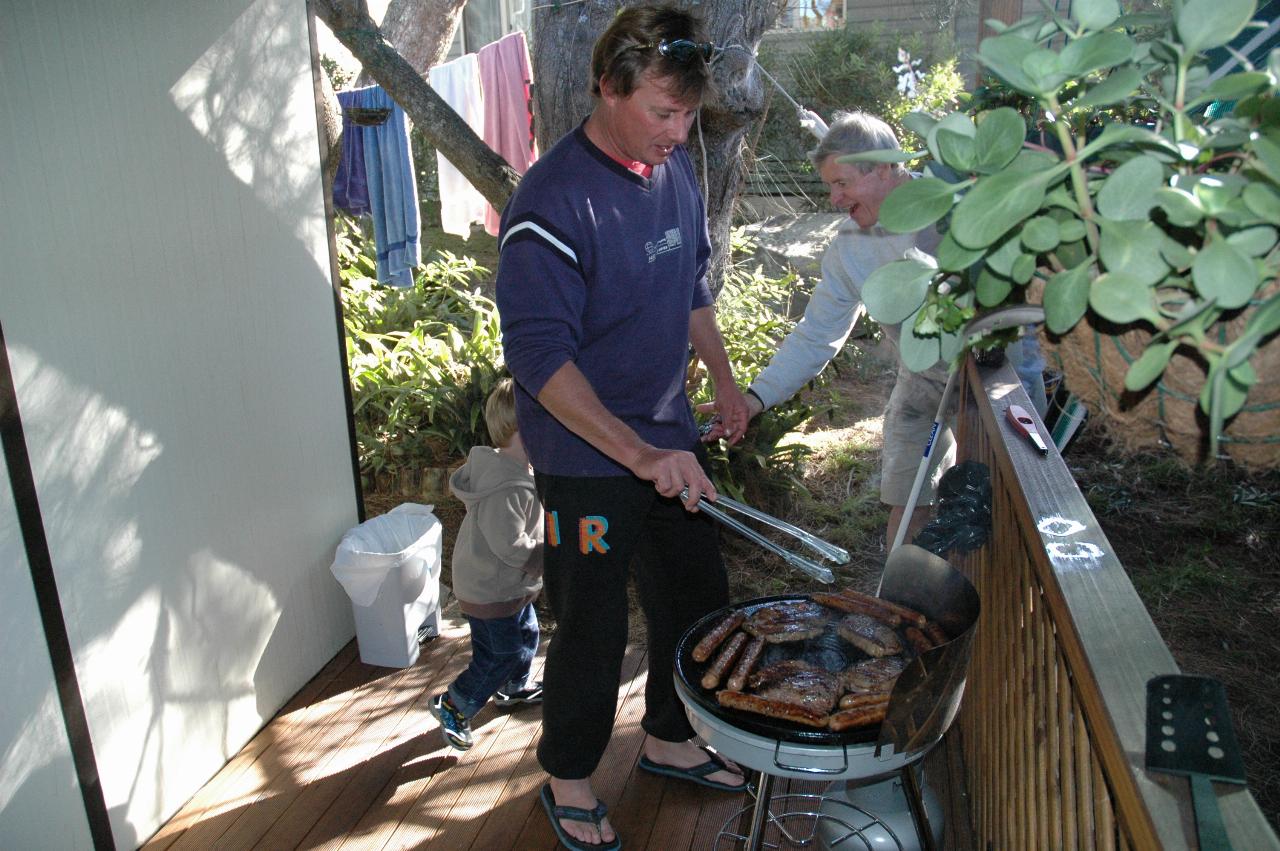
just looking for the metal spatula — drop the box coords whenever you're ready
[1145,675,1247,851]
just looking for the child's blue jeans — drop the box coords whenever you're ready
[447,602,539,719]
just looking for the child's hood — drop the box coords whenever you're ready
[448,445,535,506]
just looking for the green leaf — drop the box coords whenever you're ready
[935,129,977,172]
[862,258,936,324]
[1199,359,1251,419]
[1099,219,1170,285]
[1021,49,1068,94]
[986,235,1023,276]
[973,108,1027,174]
[1090,272,1163,324]
[1124,340,1178,390]
[1192,239,1260,309]
[1097,155,1164,221]
[879,177,959,234]
[1160,236,1194,271]
[1193,71,1272,107]
[976,268,1014,306]
[952,170,1050,248]
[1177,0,1256,53]
[1044,262,1092,334]
[926,112,976,164]
[902,111,938,140]
[1012,253,1037,284]
[1250,135,1280,183]
[1057,218,1087,243]
[1085,124,1181,158]
[838,149,920,165]
[1226,225,1278,257]
[1059,31,1135,78]
[1154,187,1205,227]
[1077,66,1143,108]
[900,304,944,371]
[1021,216,1061,252]
[936,231,985,271]
[1074,0,1121,30]
[1243,183,1280,224]
[1165,297,1222,339]
[979,34,1043,95]
[1223,291,1280,367]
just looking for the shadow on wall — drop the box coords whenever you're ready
[1,0,357,844]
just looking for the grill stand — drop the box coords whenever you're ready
[714,761,939,851]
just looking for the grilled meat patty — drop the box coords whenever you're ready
[747,659,840,714]
[841,656,906,693]
[836,613,904,658]
[742,600,829,643]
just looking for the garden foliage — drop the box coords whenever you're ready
[338,215,504,475]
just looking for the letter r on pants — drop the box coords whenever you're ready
[579,515,609,555]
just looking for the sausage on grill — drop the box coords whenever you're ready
[839,589,927,627]
[692,611,745,663]
[726,636,766,693]
[717,690,831,728]
[701,631,748,690]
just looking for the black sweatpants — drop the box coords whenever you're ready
[534,471,728,780]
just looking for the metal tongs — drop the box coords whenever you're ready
[683,489,848,584]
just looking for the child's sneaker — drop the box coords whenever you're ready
[428,693,473,751]
[494,680,544,707]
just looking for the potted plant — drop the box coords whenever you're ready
[855,0,1280,468]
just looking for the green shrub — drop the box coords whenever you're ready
[338,215,504,475]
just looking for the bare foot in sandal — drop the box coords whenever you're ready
[545,777,618,849]
[641,736,746,790]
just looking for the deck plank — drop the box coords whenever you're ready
[284,630,473,849]
[149,629,976,851]
[204,628,463,850]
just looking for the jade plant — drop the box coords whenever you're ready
[854,0,1280,460]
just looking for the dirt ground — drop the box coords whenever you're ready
[362,344,1279,831]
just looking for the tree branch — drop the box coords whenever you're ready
[311,0,520,210]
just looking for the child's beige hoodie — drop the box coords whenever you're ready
[448,446,543,618]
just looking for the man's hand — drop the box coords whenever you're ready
[696,387,763,444]
[628,445,716,510]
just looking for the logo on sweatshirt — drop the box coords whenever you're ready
[644,228,683,263]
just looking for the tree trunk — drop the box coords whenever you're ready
[355,0,467,85]
[311,0,520,210]
[531,0,786,294]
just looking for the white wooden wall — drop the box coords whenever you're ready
[0,464,95,850]
[0,0,359,847]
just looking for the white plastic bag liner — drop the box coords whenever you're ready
[331,503,442,668]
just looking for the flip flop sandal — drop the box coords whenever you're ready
[539,783,622,851]
[637,745,747,792]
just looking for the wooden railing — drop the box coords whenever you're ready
[951,357,1278,850]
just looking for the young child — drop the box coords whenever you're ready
[429,377,544,751]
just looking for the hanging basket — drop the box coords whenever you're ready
[1045,315,1280,471]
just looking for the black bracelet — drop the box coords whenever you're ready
[746,387,765,410]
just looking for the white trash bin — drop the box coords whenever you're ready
[330,503,443,668]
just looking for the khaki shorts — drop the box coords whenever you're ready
[880,371,955,507]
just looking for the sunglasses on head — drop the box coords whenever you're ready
[642,38,716,63]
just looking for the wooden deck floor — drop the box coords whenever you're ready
[144,612,974,850]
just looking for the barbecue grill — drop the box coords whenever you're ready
[673,544,980,850]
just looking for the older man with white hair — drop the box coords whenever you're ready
[736,110,1040,547]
